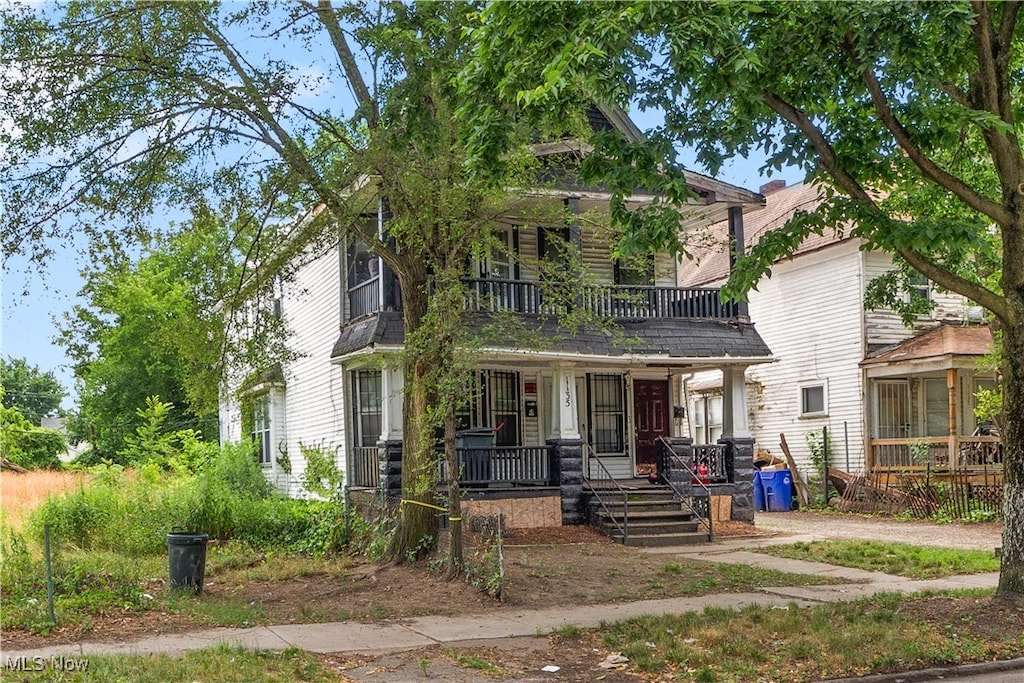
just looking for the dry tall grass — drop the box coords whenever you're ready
[0,470,87,530]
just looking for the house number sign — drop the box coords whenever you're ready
[564,377,572,407]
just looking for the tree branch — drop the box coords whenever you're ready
[897,246,1007,320]
[841,37,1013,227]
[313,0,377,127]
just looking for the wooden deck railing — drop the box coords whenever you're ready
[437,445,555,487]
[868,436,1003,471]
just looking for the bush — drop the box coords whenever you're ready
[1,402,66,470]
[27,441,327,555]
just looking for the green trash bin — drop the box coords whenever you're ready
[167,531,208,593]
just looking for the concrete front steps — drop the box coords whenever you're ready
[586,484,711,547]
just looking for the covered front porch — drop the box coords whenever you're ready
[343,350,768,527]
[861,324,1001,476]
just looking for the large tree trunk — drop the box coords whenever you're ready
[996,216,1024,600]
[387,270,437,562]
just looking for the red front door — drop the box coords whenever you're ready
[633,380,670,476]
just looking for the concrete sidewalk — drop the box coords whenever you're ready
[0,539,1002,663]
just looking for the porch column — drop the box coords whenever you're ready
[727,206,750,319]
[378,363,404,506]
[547,362,585,525]
[720,364,751,439]
[549,362,581,440]
[719,364,755,522]
[947,368,959,465]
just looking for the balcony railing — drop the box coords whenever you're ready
[437,445,555,487]
[463,278,739,320]
[350,446,382,488]
[346,277,739,322]
[868,436,1003,471]
[348,277,380,319]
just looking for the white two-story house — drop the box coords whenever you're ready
[220,107,775,533]
[677,180,998,480]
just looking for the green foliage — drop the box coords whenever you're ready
[299,442,344,501]
[754,540,1000,579]
[28,441,293,555]
[56,228,230,461]
[0,357,66,426]
[1,398,66,469]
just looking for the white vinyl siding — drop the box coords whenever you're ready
[275,246,346,497]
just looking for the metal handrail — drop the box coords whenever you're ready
[581,441,630,545]
[656,437,713,542]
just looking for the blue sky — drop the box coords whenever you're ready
[2,148,801,412]
[0,11,804,412]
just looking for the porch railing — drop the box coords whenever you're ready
[693,444,730,483]
[868,436,1003,470]
[463,278,738,320]
[350,446,382,489]
[437,445,554,487]
[582,441,630,545]
[657,437,712,541]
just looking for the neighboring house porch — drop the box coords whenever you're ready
[861,324,1001,474]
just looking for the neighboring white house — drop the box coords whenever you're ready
[220,106,777,527]
[677,180,991,475]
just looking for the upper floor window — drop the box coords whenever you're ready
[614,255,654,286]
[347,233,380,319]
[907,272,931,303]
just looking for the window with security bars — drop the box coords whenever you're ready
[351,370,382,446]
[455,370,522,447]
[589,374,625,454]
[251,395,272,466]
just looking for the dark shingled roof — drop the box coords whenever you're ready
[332,312,771,361]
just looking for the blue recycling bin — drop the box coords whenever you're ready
[759,470,794,512]
[753,473,766,511]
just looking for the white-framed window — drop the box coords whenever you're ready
[691,393,723,445]
[455,370,523,447]
[923,377,948,437]
[799,382,827,417]
[251,395,273,466]
[907,271,932,303]
[351,370,383,447]
[589,374,626,455]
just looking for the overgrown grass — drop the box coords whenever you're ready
[555,591,1022,682]
[0,645,344,682]
[751,540,1000,579]
[0,470,88,530]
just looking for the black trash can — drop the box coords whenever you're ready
[456,428,495,482]
[167,531,208,593]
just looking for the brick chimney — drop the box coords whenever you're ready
[759,179,787,196]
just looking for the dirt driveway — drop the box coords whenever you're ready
[752,511,1003,551]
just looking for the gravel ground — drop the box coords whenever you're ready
[752,511,1004,552]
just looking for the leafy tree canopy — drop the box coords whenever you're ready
[0,357,66,426]
[463,0,1024,599]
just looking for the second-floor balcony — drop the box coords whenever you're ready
[462,278,740,320]
[347,276,740,322]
